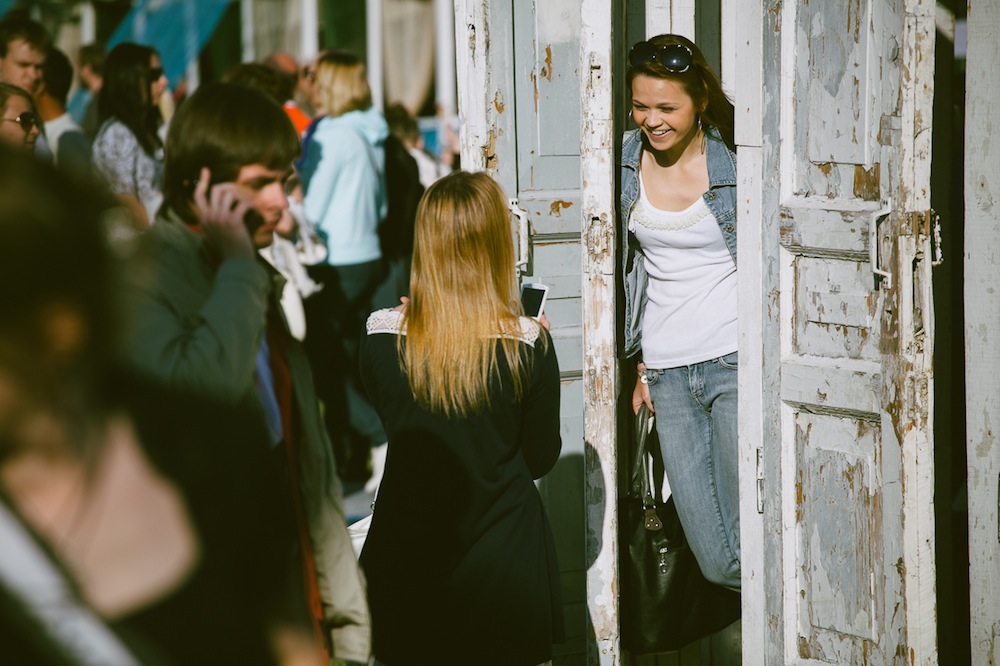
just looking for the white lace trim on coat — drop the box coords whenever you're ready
[365,308,542,346]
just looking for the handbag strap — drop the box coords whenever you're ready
[630,404,663,531]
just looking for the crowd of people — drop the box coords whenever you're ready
[0,9,740,665]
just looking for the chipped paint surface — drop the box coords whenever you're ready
[549,199,573,216]
[747,0,938,663]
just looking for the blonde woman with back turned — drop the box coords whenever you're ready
[358,171,564,665]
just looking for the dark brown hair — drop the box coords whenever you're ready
[98,42,162,155]
[626,34,735,152]
[161,82,300,225]
[0,15,50,57]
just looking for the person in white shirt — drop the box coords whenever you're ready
[34,47,90,173]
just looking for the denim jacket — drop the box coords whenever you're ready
[619,126,738,359]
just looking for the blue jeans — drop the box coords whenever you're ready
[645,351,741,590]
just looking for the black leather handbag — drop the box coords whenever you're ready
[619,404,741,654]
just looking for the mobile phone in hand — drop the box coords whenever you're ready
[243,208,264,235]
[520,283,549,319]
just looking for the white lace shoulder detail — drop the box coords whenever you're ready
[509,316,542,346]
[365,309,541,346]
[366,308,406,335]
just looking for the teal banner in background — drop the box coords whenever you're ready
[106,0,230,87]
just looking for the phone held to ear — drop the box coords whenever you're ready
[187,170,264,235]
[520,283,549,319]
[243,208,265,235]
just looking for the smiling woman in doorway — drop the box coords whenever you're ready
[620,33,741,591]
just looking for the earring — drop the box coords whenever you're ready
[698,116,706,154]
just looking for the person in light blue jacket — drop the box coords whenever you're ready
[298,49,389,481]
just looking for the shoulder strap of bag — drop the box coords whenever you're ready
[629,405,663,531]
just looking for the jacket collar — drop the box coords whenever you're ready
[622,125,736,188]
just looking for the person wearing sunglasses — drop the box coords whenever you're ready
[0,82,40,152]
[621,34,741,592]
[92,42,167,230]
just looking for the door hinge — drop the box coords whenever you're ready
[756,447,764,514]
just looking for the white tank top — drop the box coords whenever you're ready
[630,172,737,369]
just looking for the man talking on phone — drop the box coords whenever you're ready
[124,82,371,664]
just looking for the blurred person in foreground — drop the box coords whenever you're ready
[359,171,564,665]
[34,47,90,173]
[92,42,167,229]
[124,82,371,664]
[0,82,40,152]
[297,49,390,483]
[0,143,323,665]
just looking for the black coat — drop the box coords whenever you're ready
[359,310,564,665]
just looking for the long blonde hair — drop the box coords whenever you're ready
[402,171,534,417]
[312,50,371,117]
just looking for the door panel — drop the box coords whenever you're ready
[509,1,588,661]
[740,0,936,663]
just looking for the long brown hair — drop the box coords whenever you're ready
[402,171,536,417]
[626,34,735,152]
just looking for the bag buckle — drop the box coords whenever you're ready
[643,507,663,531]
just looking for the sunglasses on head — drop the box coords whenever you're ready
[149,66,165,80]
[3,111,37,134]
[628,42,694,73]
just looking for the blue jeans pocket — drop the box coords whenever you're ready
[717,352,738,370]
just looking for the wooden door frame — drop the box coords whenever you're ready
[964,1,1000,662]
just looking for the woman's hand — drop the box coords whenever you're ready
[538,313,551,331]
[632,370,654,415]
[193,167,256,260]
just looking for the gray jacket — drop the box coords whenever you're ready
[619,126,738,359]
[125,211,372,662]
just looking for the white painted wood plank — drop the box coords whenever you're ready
[669,0,695,41]
[965,0,1000,662]
[736,144,765,666]
[580,0,617,662]
[645,0,671,37]
[434,0,457,117]
[732,0,761,148]
[644,0,693,40]
[897,4,939,663]
[365,0,384,110]
[452,0,488,172]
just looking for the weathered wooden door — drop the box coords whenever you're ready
[454,0,594,661]
[736,1,937,663]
